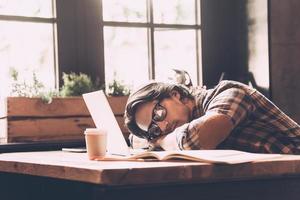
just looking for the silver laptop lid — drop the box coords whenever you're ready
[83,90,130,156]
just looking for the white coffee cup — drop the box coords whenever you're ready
[84,128,107,160]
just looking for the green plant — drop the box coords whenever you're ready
[59,72,96,97]
[10,68,129,102]
[40,90,60,104]
[9,68,59,103]
[10,68,44,98]
[107,79,130,96]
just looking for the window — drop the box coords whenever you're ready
[102,0,202,89]
[0,0,57,97]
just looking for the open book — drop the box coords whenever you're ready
[94,150,282,164]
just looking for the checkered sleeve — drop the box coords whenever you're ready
[178,87,254,150]
[205,88,254,127]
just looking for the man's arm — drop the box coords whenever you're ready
[152,87,254,151]
[155,113,233,150]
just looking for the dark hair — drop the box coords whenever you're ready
[124,81,193,141]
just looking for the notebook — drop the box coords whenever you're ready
[83,90,131,156]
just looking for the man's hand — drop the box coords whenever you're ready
[148,135,167,150]
[150,124,190,150]
[149,113,233,151]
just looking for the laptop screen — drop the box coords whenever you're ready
[83,91,130,156]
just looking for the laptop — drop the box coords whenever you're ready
[82,90,132,156]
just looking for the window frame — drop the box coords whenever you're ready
[0,0,204,150]
[100,0,203,86]
[0,0,59,89]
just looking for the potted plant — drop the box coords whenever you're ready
[0,70,131,143]
[0,71,97,143]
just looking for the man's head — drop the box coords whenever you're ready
[124,82,195,141]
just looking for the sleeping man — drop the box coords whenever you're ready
[124,80,300,154]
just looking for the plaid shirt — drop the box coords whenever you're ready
[178,80,300,154]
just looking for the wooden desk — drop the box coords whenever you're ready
[1,151,300,200]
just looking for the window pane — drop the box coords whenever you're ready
[102,0,147,22]
[154,29,198,84]
[0,21,55,96]
[0,0,54,18]
[104,27,148,89]
[153,0,195,24]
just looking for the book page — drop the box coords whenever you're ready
[95,151,162,161]
[94,150,283,164]
[94,151,172,161]
[131,151,171,160]
[163,150,282,164]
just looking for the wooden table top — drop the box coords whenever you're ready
[1,151,300,185]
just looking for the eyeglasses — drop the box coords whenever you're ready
[147,102,167,140]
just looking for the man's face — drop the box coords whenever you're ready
[135,90,192,137]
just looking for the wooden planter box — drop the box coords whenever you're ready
[0,96,129,143]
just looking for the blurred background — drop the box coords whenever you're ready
[0,0,299,123]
